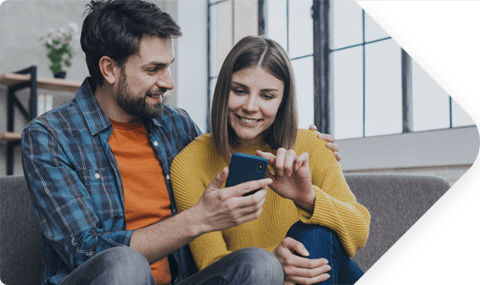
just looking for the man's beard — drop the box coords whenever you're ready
[115,69,164,120]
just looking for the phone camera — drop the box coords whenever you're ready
[257,162,264,172]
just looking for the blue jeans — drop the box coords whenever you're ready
[59,247,155,285]
[178,247,284,285]
[59,246,284,285]
[286,221,364,285]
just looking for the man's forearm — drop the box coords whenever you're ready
[131,173,273,264]
[130,205,207,264]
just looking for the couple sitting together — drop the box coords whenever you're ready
[21,0,370,284]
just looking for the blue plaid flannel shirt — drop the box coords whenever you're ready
[21,78,201,285]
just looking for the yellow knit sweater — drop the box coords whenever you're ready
[171,129,370,270]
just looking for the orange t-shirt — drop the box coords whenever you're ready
[109,119,171,285]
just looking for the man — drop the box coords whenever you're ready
[22,1,339,284]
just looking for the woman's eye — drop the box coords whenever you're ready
[232,88,246,94]
[262,93,274,100]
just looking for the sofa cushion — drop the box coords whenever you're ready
[346,174,449,271]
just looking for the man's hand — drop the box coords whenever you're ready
[308,125,341,161]
[192,167,272,234]
[131,168,271,264]
[273,237,331,285]
[256,149,315,212]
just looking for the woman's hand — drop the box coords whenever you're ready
[257,149,315,212]
[273,237,331,284]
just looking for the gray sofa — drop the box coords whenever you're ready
[0,174,450,285]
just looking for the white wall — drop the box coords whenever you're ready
[0,0,89,176]
[338,126,479,185]
[169,0,208,132]
[338,126,479,171]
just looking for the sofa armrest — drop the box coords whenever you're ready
[0,175,44,285]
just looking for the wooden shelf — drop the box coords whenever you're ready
[0,73,81,93]
[1,67,82,174]
[0,132,21,142]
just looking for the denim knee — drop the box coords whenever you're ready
[287,222,339,256]
[286,222,364,285]
[233,248,284,284]
[96,246,154,284]
[287,221,336,239]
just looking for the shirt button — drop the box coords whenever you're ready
[166,174,170,180]
[153,141,159,147]
[95,173,101,179]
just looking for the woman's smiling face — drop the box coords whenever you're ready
[227,66,284,146]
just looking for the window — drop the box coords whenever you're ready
[208,0,474,137]
[328,0,474,138]
[207,0,258,130]
[266,0,314,129]
[331,1,401,138]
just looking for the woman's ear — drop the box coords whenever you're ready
[98,56,118,85]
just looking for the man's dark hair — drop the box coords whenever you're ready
[81,0,182,86]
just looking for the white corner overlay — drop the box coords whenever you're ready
[355,1,480,284]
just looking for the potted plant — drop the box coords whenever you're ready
[40,22,78,78]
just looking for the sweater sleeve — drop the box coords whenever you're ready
[296,130,371,256]
[170,137,233,269]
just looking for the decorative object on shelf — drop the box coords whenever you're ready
[54,71,67,79]
[40,22,79,78]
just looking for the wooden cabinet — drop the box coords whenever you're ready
[0,66,81,175]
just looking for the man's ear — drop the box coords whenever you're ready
[98,56,119,85]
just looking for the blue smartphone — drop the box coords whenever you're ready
[225,152,268,196]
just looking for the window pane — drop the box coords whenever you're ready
[266,0,287,50]
[364,40,402,136]
[291,56,314,129]
[233,0,257,43]
[452,99,475,127]
[331,0,362,50]
[412,60,450,131]
[289,0,312,58]
[364,11,389,42]
[210,1,232,76]
[332,47,363,139]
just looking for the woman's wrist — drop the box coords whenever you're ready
[294,187,316,213]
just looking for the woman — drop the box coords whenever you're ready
[171,36,370,285]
